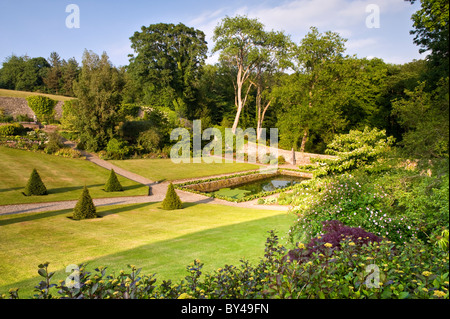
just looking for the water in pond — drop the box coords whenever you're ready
[212,174,307,200]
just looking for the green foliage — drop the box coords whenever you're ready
[104,169,123,192]
[24,168,48,196]
[44,131,64,154]
[3,230,448,299]
[72,186,97,220]
[161,183,183,210]
[312,127,395,177]
[392,78,449,160]
[106,138,130,160]
[0,123,24,136]
[0,55,50,92]
[26,95,57,122]
[137,128,162,153]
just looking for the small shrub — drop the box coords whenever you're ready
[106,138,130,160]
[72,186,97,220]
[44,131,64,154]
[104,169,123,192]
[277,155,286,165]
[24,169,47,196]
[54,148,83,158]
[162,183,183,210]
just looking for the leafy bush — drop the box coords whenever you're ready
[106,138,130,160]
[24,168,48,196]
[26,96,57,122]
[137,128,161,153]
[161,183,183,210]
[72,186,97,220]
[54,148,83,158]
[104,169,123,192]
[0,123,24,136]
[44,131,64,154]
[312,127,395,177]
[3,230,448,299]
[277,155,286,165]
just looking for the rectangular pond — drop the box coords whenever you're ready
[210,174,308,200]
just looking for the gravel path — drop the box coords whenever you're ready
[0,144,290,216]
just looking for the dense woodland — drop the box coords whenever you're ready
[0,0,448,160]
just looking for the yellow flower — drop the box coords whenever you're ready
[422,288,429,292]
[348,242,356,246]
[324,243,333,248]
[433,291,446,298]
[297,243,305,249]
[85,280,92,285]
[422,271,432,277]
[178,293,193,299]
[366,257,373,260]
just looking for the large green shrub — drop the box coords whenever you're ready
[312,127,395,177]
[104,169,123,192]
[26,96,57,122]
[72,186,97,220]
[23,168,47,196]
[106,138,130,160]
[161,183,183,210]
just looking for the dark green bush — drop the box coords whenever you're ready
[0,123,24,136]
[24,168,47,196]
[72,186,97,220]
[44,131,64,154]
[161,183,183,210]
[104,169,123,192]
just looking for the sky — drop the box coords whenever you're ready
[0,0,425,68]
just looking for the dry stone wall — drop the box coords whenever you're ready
[0,97,64,120]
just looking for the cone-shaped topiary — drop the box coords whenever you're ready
[161,183,183,210]
[24,168,47,196]
[104,169,123,192]
[72,186,97,220]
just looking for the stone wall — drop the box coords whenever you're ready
[0,97,64,120]
[246,141,337,165]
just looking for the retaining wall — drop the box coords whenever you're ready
[0,97,64,120]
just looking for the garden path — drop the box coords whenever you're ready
[0,141,290,215]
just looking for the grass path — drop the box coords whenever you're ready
[0,202,294,298]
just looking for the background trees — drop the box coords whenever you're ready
[128,23,208,118]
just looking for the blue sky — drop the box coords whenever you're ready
[0,0,424,67]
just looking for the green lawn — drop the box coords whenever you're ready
[0,202,294,298]
[0,88,74,102]
[0,146,148,205]
[109,157,260,182]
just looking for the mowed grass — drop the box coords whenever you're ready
[0,88,74,102]
[0,202,294,298]
[0,146,148,205]
[109,157,260,182]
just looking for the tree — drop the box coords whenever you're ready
[24,169,47,196]
[72,186,97,220]
[26,95,57,122]
[71,50,124,151]
[128,23,208,117]
[43,52,63,94]
[0,55,50,91]
[104,169,123,192]
[275,27,350,152]
[407,0,449,80]
[392,77,449,160]
[161,183,183,210]
[212,15,266,133]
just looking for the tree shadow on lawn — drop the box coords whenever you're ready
[46,184,104,195]
[0,187,23,193]
[0,202,156,226]
[1,213,292,298]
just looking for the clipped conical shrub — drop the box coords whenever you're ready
[24,168,47,196]
[104,169,123,192]
[161,183,183,210]
[72,186,97,220]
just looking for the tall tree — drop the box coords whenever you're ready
[70,50,123,151]
[43,52,63,94]
[407,0,449,81]
[128,23,207,117]
[212,15,266,133]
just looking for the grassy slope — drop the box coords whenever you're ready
[109,157,261,182]
[0,88,74,102]
[0,202,294,298]
[0,146,148,205]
